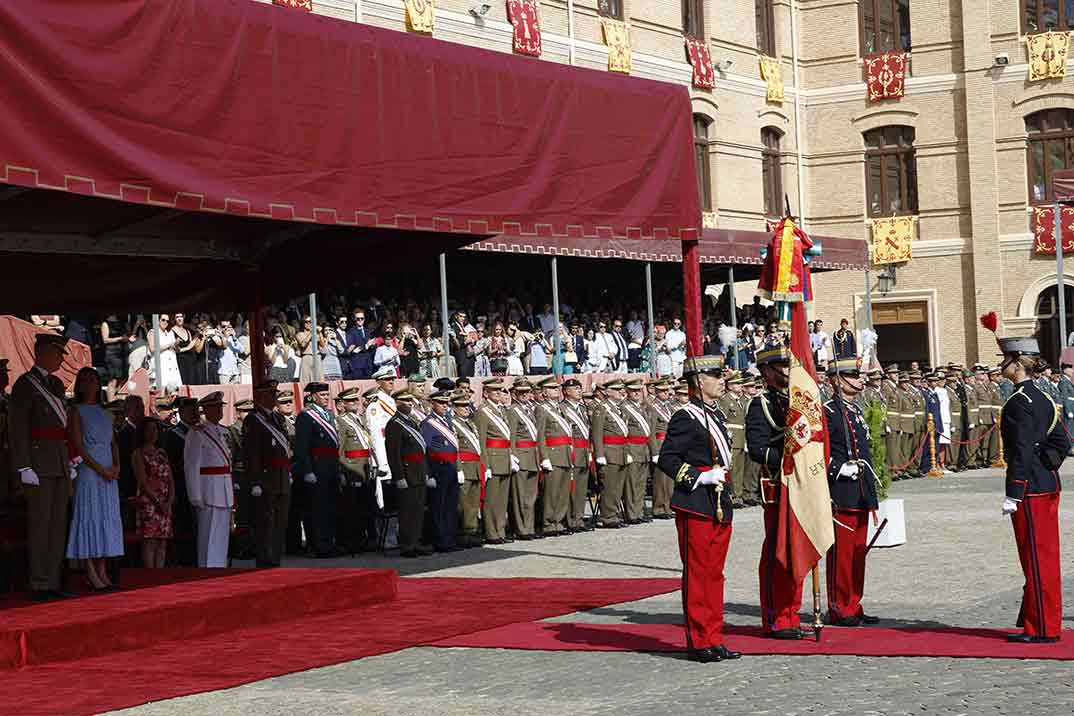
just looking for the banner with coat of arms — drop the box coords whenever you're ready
[864,52,907,102]
[507,0,542,57]
[404,0,434,34]
[870,216,915,265]
[273,0,313,9]
[1026,31,1071,82]
[1032,206,1074,255]
[685,37,715,90]
[600,19,631,74]
[759,55,784,104]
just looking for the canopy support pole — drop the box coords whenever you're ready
[646,262,656,377]
[728,264,739,368]
[440,253,451,377]
[151,313,162,394]
[309,293,322,381]
[552,256,562,377]
[682,239,703,356]
[250,279,266,384]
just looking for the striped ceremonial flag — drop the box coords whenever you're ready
[775,301,834,581]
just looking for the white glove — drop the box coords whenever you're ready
[541,458,553,472]
[626,455,634,464]
[303,473,317,484]
[1002,497,1019,516]
[68,465,78,480]
[251,485,263,497]
[651,455,658,464]
[425,477,437,488]
[510,455,520,473]
[394,479,408,489]
[457,471,466,485]
[596,456,608,466]
[19,468,40,486]
[691,467,726,491]
[968,423,975,429]
[484,468,492,480]
[837,462,860,480]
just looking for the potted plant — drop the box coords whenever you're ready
[864,398,906,547]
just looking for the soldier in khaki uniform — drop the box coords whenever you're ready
[561,379,593,532]
[718,376,747,508]
[880,365,901,475]
[336,387,377,554]
[243,381,292,567]
[620,378,652,523]
[536,378,571,535]
[906,372,926,478]
[593,379,630,528]
[475,379,513,544]
[507,380,540,539]
[971,367,992,468]
[983,367,1003,465]
[11,334,74,600]
[739,378,762,503]
[647,379,675,518]
[453,394,484,547]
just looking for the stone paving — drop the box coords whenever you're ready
[113,467,1074,716]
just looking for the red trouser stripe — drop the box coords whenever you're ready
[1012,492,1062,638]
[825,510,869,620]
[759,504,804,632]
[675,511,732,650]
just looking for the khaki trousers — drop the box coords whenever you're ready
[651,467,674,516]
[570,466,590,528]
[542,467,570,533]
[510,470,539,536]
[25,475,69,591]
[598,463,627,525]
[254,490,290,567]
[622,461,647,521]
[459,479,482,537]
[729,448,745,500]
[483,474,510,541]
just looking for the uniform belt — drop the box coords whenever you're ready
[267,457,291,469]
[403,452,425,463]
[626,436,648,445]
[343,449,370,458]
[31,427,67,441]
[458,451,481,462]
[428,451,458,463]
[655,432,666,440]
[724,424,744,430]
[602,436,628,445]
[545,437,573,447]
[200,466,231,476]
[485,438,511,449]
[572,438,590,448]
[516,440,537,448]
[310,447,338,458]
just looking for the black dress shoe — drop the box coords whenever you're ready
[765,628,804,640]
[400,550,419,558]
[486,538,505,545]
[598,522,623,529]
[860,614,880,625]
[712,645,742,660]
[50,589,78,599]
[31,590,52,602]
[831,615,862,627]
[689,647,722,663]
[516,534,536,541]
[416,545,435,556]
[1007,633,1060,644]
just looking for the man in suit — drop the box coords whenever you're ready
[345,308,377,379]
[294,382,343,558]
[450,311,475,378]
[610,320,630,372]
[385,388,433,557]
[244,381,292,567]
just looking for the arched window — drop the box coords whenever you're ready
[762,128,783,217]
[756,0,775,56]
[864,126,918,217]
[694,115,713,212]
[683,0,704,38]
[860,0,911,55]
[1026,109,1074,205]
[1023,0,1073,33]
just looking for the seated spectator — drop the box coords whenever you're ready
[133,417,174,569]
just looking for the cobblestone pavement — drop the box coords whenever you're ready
[113,467,1074,716]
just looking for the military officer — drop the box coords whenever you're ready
[738,378,762,503]
[336,386,377,554]
[881,365,902,476]
[453,393,484,547]
[824,359,881,626]
[648,379,675,518]
[230,398,253,529]
[658,355,740,664]
[593,379,630,528]
[561,378,593,532]
[422,390,461,552]
[385,388,434,557]
[946,370,965,471]
[244,380,292,567]
[1058,364,1074,452]
[475,379,513,544]
[919,373,943,475]
[718,376,747,508]
[537,377,572,535]
[165,396,201,565]
[10,335,75,599]
[366,366,398,482]
[295,382,343,558]
[409,375,430,422]
[746,344,804,639]
[507,379,540,539]
[907,371,927,478]
[183,392,234,568]
[982,367,1003,466]
[621,377,652,523]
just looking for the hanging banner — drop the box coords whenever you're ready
[759,55,784,104]
[864,51,908,102]
[507,0,542,57]
[1026,31,1070,82]
[1032,206,1074,255]
[404,0,434,34]
[870,215,915,265]
[273,0,313,9]
[685,37,715,90]
[600,18,632,74]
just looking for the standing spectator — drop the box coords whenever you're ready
[487,322,510,376]
[116,395,143,531]
[665,317,687,376]
[215,319,242,385]
[148,315,183,392]
[345,308,376,379]
[321,325,345,380]
[127,315,150,381]
[610,320,629,371]
[592,322,615,372]
[812,318,831,369]
[528,332,550,375]
[653,323,674,377]
[570,324,588,371]
[473,324,492,377]
[266,328,296,383]
[506,323,526,376]
[538,304,557,336]
[417,323,443,379]
[30,315,64,333]
[398,323,420,378]
[295,317,318,383]
[449,311,475,378]
[199,318,221,385]
[66,367,123,591]
[237,326,252,384]
[560,324,579,374]
[625,311,645,344]
[173,313,198,386]
[133,417,173,568]
[100,314,129,400]
[832,318,857,360]
[374,322,401,376]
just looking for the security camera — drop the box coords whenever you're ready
[994,53,1010,67]
[469,1,491,17]
[716,58,735,73]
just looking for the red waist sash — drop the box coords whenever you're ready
[602,436,628,445]
[626,436,648,445]
[545,436,573,447]
[515,440,537,448]
[403,452,425,463]
[485,438,511,449]
[572,438,590,449]
[428,451,458,463]
[458,451,481,462]
[31,427,67,441]
[310,447,338,458]
[343,449,370,458]
[267,457,290,469]
[200,466,230,476]
[656,432,667,440]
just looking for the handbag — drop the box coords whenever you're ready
[491,358,508,373]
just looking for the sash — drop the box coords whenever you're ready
[27,371,67,427]
[621,402,651,435]
[397,415,427,451]
[480,405,512,438]
[306,406,339,446]
[602,404,629,435]
[412,406,428,423]
[541,404,573,437]
[651,402,672,424]
[338,412,371,450]
[425,415,459,449]
[561,402,589,437]
[679,403,732,468]
[455,420,481,454]
[512,407,538,440]
[377,395,397,418]
[200,424,232,472]
[255,410,293,459]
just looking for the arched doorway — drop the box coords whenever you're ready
[1034,285,1074,367]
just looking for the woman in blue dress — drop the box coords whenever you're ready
[66,367,124,590]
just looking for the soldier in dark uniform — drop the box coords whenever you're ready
[998,336,1070,643]
[919,373,943,475]
[229,398,254,532]
[422,390,461,552]
[658,354,741,664]
[243,381,292,567]
[385,388,433,557]
[294,382,343,558]
[164,396,201,566]
[824,358,881,626]
[746,344,805,639]
[336,387,377,554]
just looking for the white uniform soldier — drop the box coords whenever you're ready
[365,366,398,484]
[184,391,234,568]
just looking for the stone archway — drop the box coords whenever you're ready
[1013,272,1074,364]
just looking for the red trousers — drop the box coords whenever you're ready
[759,504,804,631]
[825,510,869,620]
[1012,493,1062,638]
[675,511,732,649]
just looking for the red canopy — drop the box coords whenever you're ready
[0,1,699,306]
[0,316,92,390]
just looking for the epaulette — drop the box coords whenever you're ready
[1005,387,1030,405]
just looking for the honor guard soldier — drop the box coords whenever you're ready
[366,366,398,483]
[919,373,942,474]
[244,381,292,567]
[746,344,805,639]
[453,393,485,547]
[385,388,434,557]
[657,355,741,664]
[537,378,573,535]
[10,335,75,600]
[476,379,513,544]
[422,390,462,552]
[997,335,1071,643]
[295,382,343,558]
[824,359,881,626]
[1057,364,1074,455]
[621,378,652,523]
[593,379,630,528]
[166,396,201,566]
[739,379,763,505]
[336,387,377,554]
[183,392,234,568]
[648,379,675,518]
[718,376,747,508]
[561,379,593,532]
[895,372,916,478]
[946,370,965,471]
[507,379,540,539]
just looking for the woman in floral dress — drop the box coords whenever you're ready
[133,417,174,568]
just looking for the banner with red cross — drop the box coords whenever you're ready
[864,51,907,102]
[684,37,715,90]
[507,0,542,57]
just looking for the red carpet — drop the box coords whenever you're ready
[1,567,249,609]
[9,576,679,716]
[429,621,1074,660]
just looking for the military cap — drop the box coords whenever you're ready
[867,368,882,377]
[624,377,646,391]
[683,355,724,376]
[908,370,922,379]
[973,363,989,372]
[988,367,1001,375]
[455,378,472,391]
[562,377,582,389]
[483,379,507,392]
[34,333,69,352]
[433,378,456,392]
[593,383,607,393]
[337,387,362,401]
[305,382,330,395]
[511,379,533,393]
[884,364,900,374]
[154,396,175,410]
[674,384,690,395]
[651,379,672,390]
[827,358,862,376]
[452,393,472,406]
[362,386,379,400]
[961,369,974,378]
[253,379,279,394]
[104,399,125,413]
[235,398,255,411]
[581,390,595,399]
[430,390,453,404]
[372,366,397,381]
[756,345,791,366]
[897,372,910,382]
[602,379,626,390]
[175,396,199,409]
[407,374,426,385]
[198,391,227,407]
[997,336,1040,356]
[391,388,414,401]
[276,391,294,405]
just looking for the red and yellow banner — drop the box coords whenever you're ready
[404,0,434,34]
[1026,31,1070,82]
[864,52,907,102]
[507,0,542,57]
[685,37,715,90]
[759,55,783,104]
[601,19,631,74]
[273,0,312,9]
[1033,206,1074,255]
[870,216,914,265]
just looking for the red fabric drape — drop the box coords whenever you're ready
[681,239,703,356]
[507,0,542,57]
[0,316,91,390]
[684,38,715,90]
